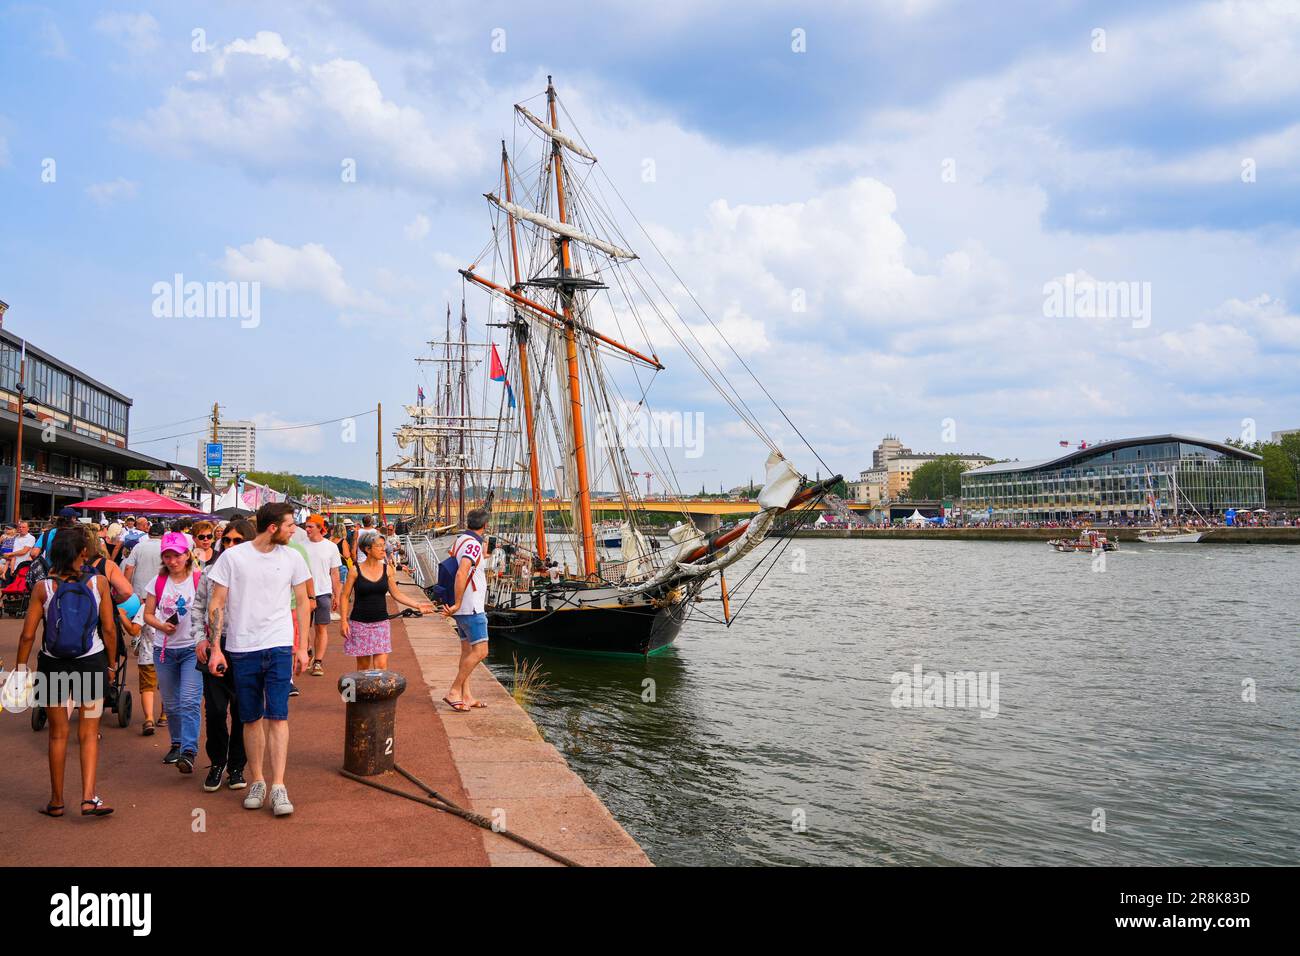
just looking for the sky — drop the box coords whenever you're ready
[1,0,1298,488]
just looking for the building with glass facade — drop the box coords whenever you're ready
[0,324,194,518]
[960,435,1264,522]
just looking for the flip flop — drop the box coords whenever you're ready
[81,797,113,817]
[468,700,487,709]
[442,696,471,713]
[38,803,64,818]
[141,720,155,736]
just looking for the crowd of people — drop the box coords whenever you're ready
[3,502,447,821]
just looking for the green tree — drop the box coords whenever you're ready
[125,469,152,487]
[1225,437,1298,503]
[247,471,308,498]
[906,456,969,500]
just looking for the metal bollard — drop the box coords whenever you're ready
[338,670,407,776]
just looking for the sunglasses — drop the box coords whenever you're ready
[195,533,214,541]
[221,536,244,545]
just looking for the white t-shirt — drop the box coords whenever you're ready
[10,534,36,566]
[209,543,310,652]
[152,572,199,652]
[123,537,163,600]
[303,538,342,595]
[127,606,153,665]
[451,533,486,616]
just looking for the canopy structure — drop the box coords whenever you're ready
[70,489,204,514]
[906,509,927,523]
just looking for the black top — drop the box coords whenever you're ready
[350,562,389,623]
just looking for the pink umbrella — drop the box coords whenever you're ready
[69,489,204,514]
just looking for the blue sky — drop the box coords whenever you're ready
[1,0,1297,487]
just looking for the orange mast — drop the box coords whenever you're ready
[547,77,598,578]
[501,140,548,563]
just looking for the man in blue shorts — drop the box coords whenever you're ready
[207,502,310,816]
[441,508,489,712]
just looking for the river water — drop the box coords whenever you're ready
[486,539,1300,866]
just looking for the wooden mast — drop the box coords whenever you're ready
[502,140,548,563]
[457,300,468,527]
[547,76,597,578]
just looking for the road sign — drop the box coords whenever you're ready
[206,442,223,466]
[207,466,222,478]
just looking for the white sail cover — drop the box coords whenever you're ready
[395,426,439,453]
[404,405,438,418]
[514,104,598,162]
[757,451,801,510]
[485,193,638,260]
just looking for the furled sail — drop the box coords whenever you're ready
[484,193,637,260]
[514,104,598,162]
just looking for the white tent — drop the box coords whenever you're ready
[906,509,927,524]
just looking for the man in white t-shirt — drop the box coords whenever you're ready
[207,502,310,818]
[6,521,36,578]
[440,508,489,711]
[302,515,342,677]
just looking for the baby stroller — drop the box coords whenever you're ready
[1,564,31,618]
[30,601,133,732]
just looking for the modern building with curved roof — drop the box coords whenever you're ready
[960,435,1264,522]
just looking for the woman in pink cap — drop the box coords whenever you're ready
[143,531,204,774]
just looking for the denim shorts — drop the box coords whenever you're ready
[312,595,333,626]
[227,647,293,722]
[454,612,489,645]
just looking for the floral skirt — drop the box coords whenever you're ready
[345,618,391,657]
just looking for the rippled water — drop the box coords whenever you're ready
[486,540,1300,866]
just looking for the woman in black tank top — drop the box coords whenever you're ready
[338,531,434,671]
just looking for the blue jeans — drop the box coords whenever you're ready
[154,644,203,755]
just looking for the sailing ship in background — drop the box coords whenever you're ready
[1136,467,1205,544]
[393,77,839,655]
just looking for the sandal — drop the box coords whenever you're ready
[81,797,113,817]
[157,714,168,726]
[38,802,65,818]
[442,696,471,713]
[142,720,155,736]
[468,700,487,709]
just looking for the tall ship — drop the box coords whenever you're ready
[395,78,839,655]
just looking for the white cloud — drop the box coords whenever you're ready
[221,237,388,313]
[404,213,430,240]
[85,177,139,205]
[94,11,159,55]
[216,31,299,72]
[127,33,485,187]
[1215,294,1300,350]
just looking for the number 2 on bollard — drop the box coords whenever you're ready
[385,737,393,755]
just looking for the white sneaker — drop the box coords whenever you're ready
[270,784,294,817]
[243,780,267,810]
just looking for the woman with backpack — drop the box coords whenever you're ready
[143,532,203,774]
[13,523,118,817]
[339,531,434,672]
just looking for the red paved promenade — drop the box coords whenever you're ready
[0,611,488,866]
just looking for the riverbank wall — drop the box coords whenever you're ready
[781,527,1300,544]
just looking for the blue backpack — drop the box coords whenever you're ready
[42,572,99,659]
[434,532,482,606]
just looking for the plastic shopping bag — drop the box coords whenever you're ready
[0,667,35,713]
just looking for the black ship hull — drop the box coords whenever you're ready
[486,595,691,656]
